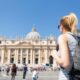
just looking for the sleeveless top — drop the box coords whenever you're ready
[58,32,77,80]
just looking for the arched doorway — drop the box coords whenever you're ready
[49,56,53,67]
[10,58,14,63]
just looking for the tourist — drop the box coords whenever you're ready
[23,64,28,80]
[11,64,17,80]
[0,66,1,74]
[53,13,78,80]
[32,69,39,80]
[6,65,10,76]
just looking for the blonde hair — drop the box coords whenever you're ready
[68,13,78,33]
[60,13,78,33]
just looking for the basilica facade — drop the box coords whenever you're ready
[0,27,57,67]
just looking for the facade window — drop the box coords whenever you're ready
[23,58,26,64]
[11,49,15,53]
[28,60,30,64]
[10,58,14,63]
[35,49,38,53]
[18,59,20,64]
[35,54,38,57]
[50,40,52,44]
[23,49,26,53]
[11,54,14,56]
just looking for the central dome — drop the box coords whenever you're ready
[26,27,41,40]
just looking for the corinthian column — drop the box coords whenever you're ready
[14,49,16,63]
[26,49,28,64]
[15,49,18,64]
[20,49,23,64]
[39,49,41,64]
[7,49,10,64]
[31,49,32,65]
[44,49,48,64]
[1,49,4,64]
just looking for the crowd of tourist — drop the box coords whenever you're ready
[0,63,58,80]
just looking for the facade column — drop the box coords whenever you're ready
[32,50,35,65]
[33,51,35,65]
[26,49,28,64]
[44,49,48,64]
[38,49,41,64]
[30,49,32,65]
[1,49,4,65]
[20,49,23,64]
[0,50,1,64]
[7,49,10,64]
[14,49,16,63]
[15,49,18,64]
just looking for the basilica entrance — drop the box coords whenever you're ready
[23,58,26,64]
[49,56,53,67]
[10,58,14,63]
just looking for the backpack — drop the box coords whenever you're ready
[69,34,80,79]
[72,35,80,70]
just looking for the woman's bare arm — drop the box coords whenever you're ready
[53,35,70,68]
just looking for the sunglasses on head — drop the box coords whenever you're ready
[58,24,71,31]
[58,25,60,29]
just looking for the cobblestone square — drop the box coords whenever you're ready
[0,71,59,80]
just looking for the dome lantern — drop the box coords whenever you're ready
[32,27,36,32]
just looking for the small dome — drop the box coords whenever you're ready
[25,27,41,40]
[48,34,56,41]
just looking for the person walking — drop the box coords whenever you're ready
[6,65,10,76]
[53,13,78,80]
[32,69,39,80]
[0,67,1,74]
[23,64,28,80]
[11,64,17,80]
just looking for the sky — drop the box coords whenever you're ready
[0,0,80,39]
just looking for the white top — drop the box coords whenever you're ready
[32,70,38,78]
[58,32,77,80]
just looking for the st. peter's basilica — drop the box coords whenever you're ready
[0,27,57,67]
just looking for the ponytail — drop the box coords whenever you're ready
[68,13,78,33]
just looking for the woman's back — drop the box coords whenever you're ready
[59,32,77,80]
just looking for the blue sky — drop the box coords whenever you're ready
[0,0,80,39]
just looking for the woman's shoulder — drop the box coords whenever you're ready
[58,34,67,42]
